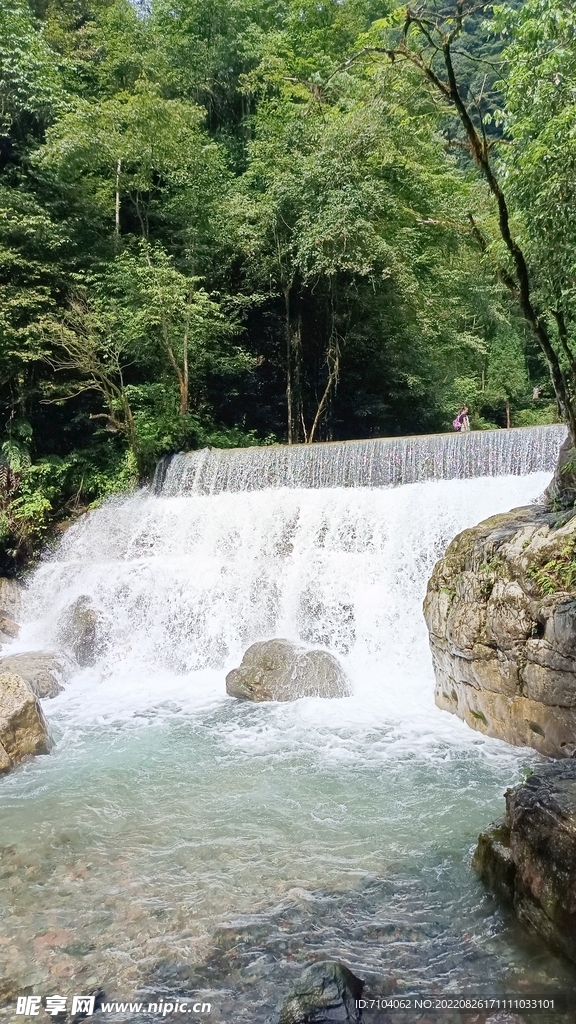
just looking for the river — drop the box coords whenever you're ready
[1,426,574,1022]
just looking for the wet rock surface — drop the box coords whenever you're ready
[270,961,363,1023]
[544,436,576,510]
[0,671,51,773]
[474,761,576,966]
[0,611,19,648]
[0,577,21,649]
[60,595,105,666]
[0,651,66,699]
[0,577,22,620]
[0,862,572,1024]
[226,639,351,701]
[424,504,576,756]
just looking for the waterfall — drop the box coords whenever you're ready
[15,425,564,726]
[153,424,566,496]
[1,426,572,1009]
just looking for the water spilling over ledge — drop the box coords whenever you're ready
[2,425,575,1014]
[153,424,567,495]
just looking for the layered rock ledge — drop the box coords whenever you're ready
[0,652,65,698]
[424,504,576,757]
[473,761,576,965]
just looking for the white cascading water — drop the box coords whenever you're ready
[0,425,573,1018]
[14,473,555,730]
[154,424,566,494]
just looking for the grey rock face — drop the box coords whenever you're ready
[60,596,104,666]
[423,505,576,756]
[272,962,363,1024]
[544,434,576,509]
[0,611,19,647]
[0,577,22,620]
[0,672,51,774]
[474,761,576,965]
[0,652,66,699]
[0,577,22,649]
[226,639,351,702]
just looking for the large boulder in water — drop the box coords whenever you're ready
[0,672,51,773]
[544,433,576,509]
[0,652,66,699]
[424,504,576,757]
[226,639,351,702]
[473,760,576,965]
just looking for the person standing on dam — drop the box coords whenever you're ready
[453,406,470,432]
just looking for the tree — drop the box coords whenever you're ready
[336,1,576,444]
[41,291,143,468]
[494,0,576,393]
[103,242,252,418]
[233,14,501,442]
[484,332,530,428]
[39,81,228,247]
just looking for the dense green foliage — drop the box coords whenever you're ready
[1,0,573,567]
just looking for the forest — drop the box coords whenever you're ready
[1,0,575,569]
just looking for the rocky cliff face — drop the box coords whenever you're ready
[473,761,576,965]
[424,505,576,757]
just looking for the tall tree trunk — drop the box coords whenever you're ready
[439,39,576,443]
[181,341,189,416]
[344,7,576,444]
[308,350,339,444]
[292,311,305,442]
[115,158,122,239]
[284,285,294,444]
[308,283,340,443]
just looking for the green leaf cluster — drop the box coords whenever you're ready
[0,0,568,567]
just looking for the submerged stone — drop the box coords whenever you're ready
[226,639,351,702]
[272,961,363,1024]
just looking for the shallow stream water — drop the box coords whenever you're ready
[1,463,575,1022]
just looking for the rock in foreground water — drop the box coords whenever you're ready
[226,639,351,701]
[0,672,51,773]
[473,760,576,965]
[424,504,576,756]
[0,652,65,699]
[272,961,363,1024]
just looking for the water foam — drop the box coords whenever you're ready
[14,471,552,753]
[1,438,571,1009]
[154,425,566,494]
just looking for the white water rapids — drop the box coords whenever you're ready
[0,427,574,1021]
[13,470,557,733]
